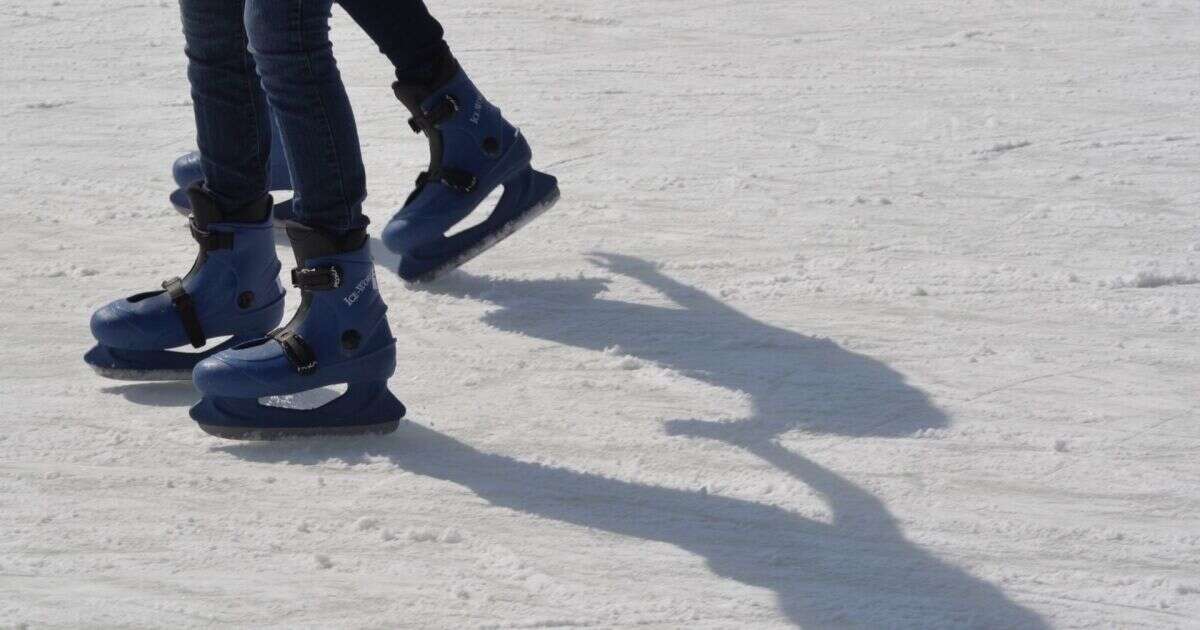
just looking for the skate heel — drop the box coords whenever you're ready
[505,165,560,216]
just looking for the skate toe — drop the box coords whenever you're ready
[90,300,156,348]
[192,338,297,398]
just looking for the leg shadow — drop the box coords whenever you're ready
[100,381,200,407]
[218,423,1044,628]
[217,253,1045,627]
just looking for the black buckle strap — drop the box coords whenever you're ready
[290,266,342,291]
[189,221,234,252]
[161,277,206,348]
[407,94,460,133]
[416,168,478,194]
[271,328,317,375]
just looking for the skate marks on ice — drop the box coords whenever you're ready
[221,255,1046,629]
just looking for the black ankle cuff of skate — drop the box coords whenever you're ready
[189,221,234,252]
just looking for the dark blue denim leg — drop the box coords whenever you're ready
[337,0,448,83]
[180,0,271,209]
[245,0,367,233]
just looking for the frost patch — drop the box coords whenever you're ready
[603,345,644,370]
[1106,272,1199,289]
[974,140,1032,156]
[353,516,380,531]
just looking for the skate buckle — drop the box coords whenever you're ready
[291,266,342,291]
[438,169,478,194]
[271,328,317,375]
[161,276,207,349]
[407,94,460,133]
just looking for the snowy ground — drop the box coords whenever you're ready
[2,1,1199,628]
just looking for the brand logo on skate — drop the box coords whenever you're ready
[470,98,483,125]
[343,270,376,307]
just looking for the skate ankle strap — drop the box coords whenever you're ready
[270,329,317,375]
[189,221,234,252]
[161,277,206,348]
[291,266,342,291]
[407,94,460,133]
[417,168,478,194]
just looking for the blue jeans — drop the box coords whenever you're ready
[181,0,367,232]
[338,0,447,83]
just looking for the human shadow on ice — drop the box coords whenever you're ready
[100,381,199,407]
[220,253,1045,628]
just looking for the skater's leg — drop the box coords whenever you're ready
[84,0,288,380]
[170,113,294,219]
[324,1,559,280]
[188,0,403,438]
[180,0,271,210]
[336,0,448,84]
[243,0,367,234]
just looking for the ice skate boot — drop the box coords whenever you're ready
[170,117,295,222]
[190,223,405,440]
[381,56,560,283]
[86,184,286,380]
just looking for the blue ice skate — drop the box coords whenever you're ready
[381,59,560,283]
[86,184,286,381]
[190,223,405,440]
[170,116,296,223]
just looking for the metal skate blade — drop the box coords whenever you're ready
[191,381,406,441]
[90,365,194,382]
[197,419,401,441]
[406,187,561,285]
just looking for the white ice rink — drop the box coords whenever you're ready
[1,1,1198,627]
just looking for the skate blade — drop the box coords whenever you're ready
[198,419,400,441]
[90,365,194,382]
[407,186,560,285]
[190,380,406,441]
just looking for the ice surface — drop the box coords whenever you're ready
[2,1,1198,628]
